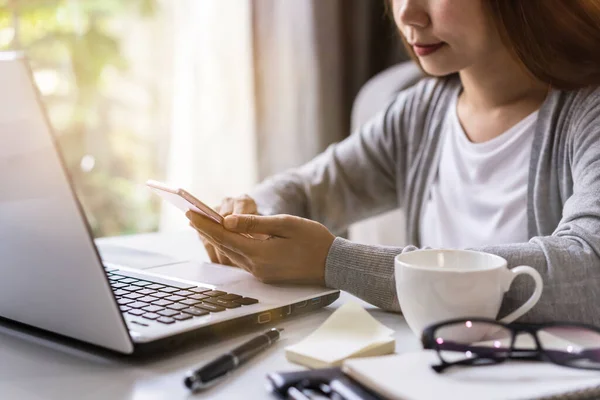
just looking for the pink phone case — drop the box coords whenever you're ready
[146,180,223,224]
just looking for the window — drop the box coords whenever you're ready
[0,0,174,237]
[0,0,256,237]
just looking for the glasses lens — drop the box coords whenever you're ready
[434,320,512,364]
[540,326,600,369]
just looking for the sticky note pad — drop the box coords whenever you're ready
[285,302,395,369]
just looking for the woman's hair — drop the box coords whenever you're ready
[390,0,600,90]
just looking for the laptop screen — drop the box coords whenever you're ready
[0,53,133,353]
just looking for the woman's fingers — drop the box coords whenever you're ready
[219,197,235,217]
[204,242,220,263]
[215,250,232,266]
[191,218,254,271]
[200,230,243,268]
[187,211,255,255]
[202,236,254,274]
[192,223,220,263]
[233,195,258,214]
[223,214,295,237]
[219,195,258,217]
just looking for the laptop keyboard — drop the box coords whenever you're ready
[104,267,258,325]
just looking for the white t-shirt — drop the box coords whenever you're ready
[420,94,539,249]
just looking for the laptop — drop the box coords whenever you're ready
[0,52,339,354]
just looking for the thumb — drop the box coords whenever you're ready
[223,214,290,236]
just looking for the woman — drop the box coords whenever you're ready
[187,0,600,324]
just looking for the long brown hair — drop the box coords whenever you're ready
[390,0,600,90]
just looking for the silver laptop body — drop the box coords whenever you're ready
[0,53,339,354]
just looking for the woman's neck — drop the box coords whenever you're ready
[456,49,549,143]
[459,49,548,112]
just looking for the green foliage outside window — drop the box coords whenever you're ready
[0,0,163,237]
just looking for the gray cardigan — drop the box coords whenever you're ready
[250,76,600,324]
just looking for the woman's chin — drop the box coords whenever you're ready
[418,59,461,77]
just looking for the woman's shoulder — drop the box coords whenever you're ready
[546,85,600,118]
[544,86,600,136]
[567,85,600,108]
[541,86,600,160]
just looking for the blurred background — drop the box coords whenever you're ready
[0,0,407,239]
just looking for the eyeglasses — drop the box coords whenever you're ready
[421,317,600,373]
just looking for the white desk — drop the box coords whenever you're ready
[0,231,419,400]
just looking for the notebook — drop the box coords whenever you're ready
[285,301,395,369]
[343,350,600,400]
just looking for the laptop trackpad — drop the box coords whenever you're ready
[148,261,253,286]
[96,243,181,269]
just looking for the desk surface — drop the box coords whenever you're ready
[0,231,418,400]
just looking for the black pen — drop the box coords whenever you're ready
[184,328,283,391]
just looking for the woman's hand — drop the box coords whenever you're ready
[197,195,259,266]
[186,211,336,285]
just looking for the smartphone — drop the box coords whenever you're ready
[146,180,223,224]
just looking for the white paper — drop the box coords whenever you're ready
[344,350,600,400]
[285,301,395,366]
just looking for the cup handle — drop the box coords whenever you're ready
[498,266,544,324]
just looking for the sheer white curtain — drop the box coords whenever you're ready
[160,0,258,231]
[159,0,409,249]
[160,0,350,231]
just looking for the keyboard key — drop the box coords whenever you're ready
[113,289,129,297]
[190,287,212,294]
[142,313,160,320]
[111,282,128,289]
[151,299,174,307]
[204,298,241,309]
[159,287,180,294]
[137,288,157,296]
[233,297,259,306]
[158,309,180,317]
[108,275,126,282]
[117,298,134,305]
[196,303,225,313]
[189,294,209,301]
[134,281,153,287]
[165,295,186,302]
[204,290,227,297]
[173,290,195,297]
[128,301,151,309]
[146,284,165,290]
[142,305,165,313]
[166,303,188,311]
[183,307,210,317]
[180,299,202,306]
[113,270,196,289]
[119,278,138,284]
[124,293,145,300]
[149,292,171,299]
[122,286,143,292]
[120,306,132,312]
[137,296,159,303]
[174,314,193,321]
[218,294,242,301]
[128,309,145,316]
[157,317,175,324]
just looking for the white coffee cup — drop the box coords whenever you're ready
[395,249,543,337]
